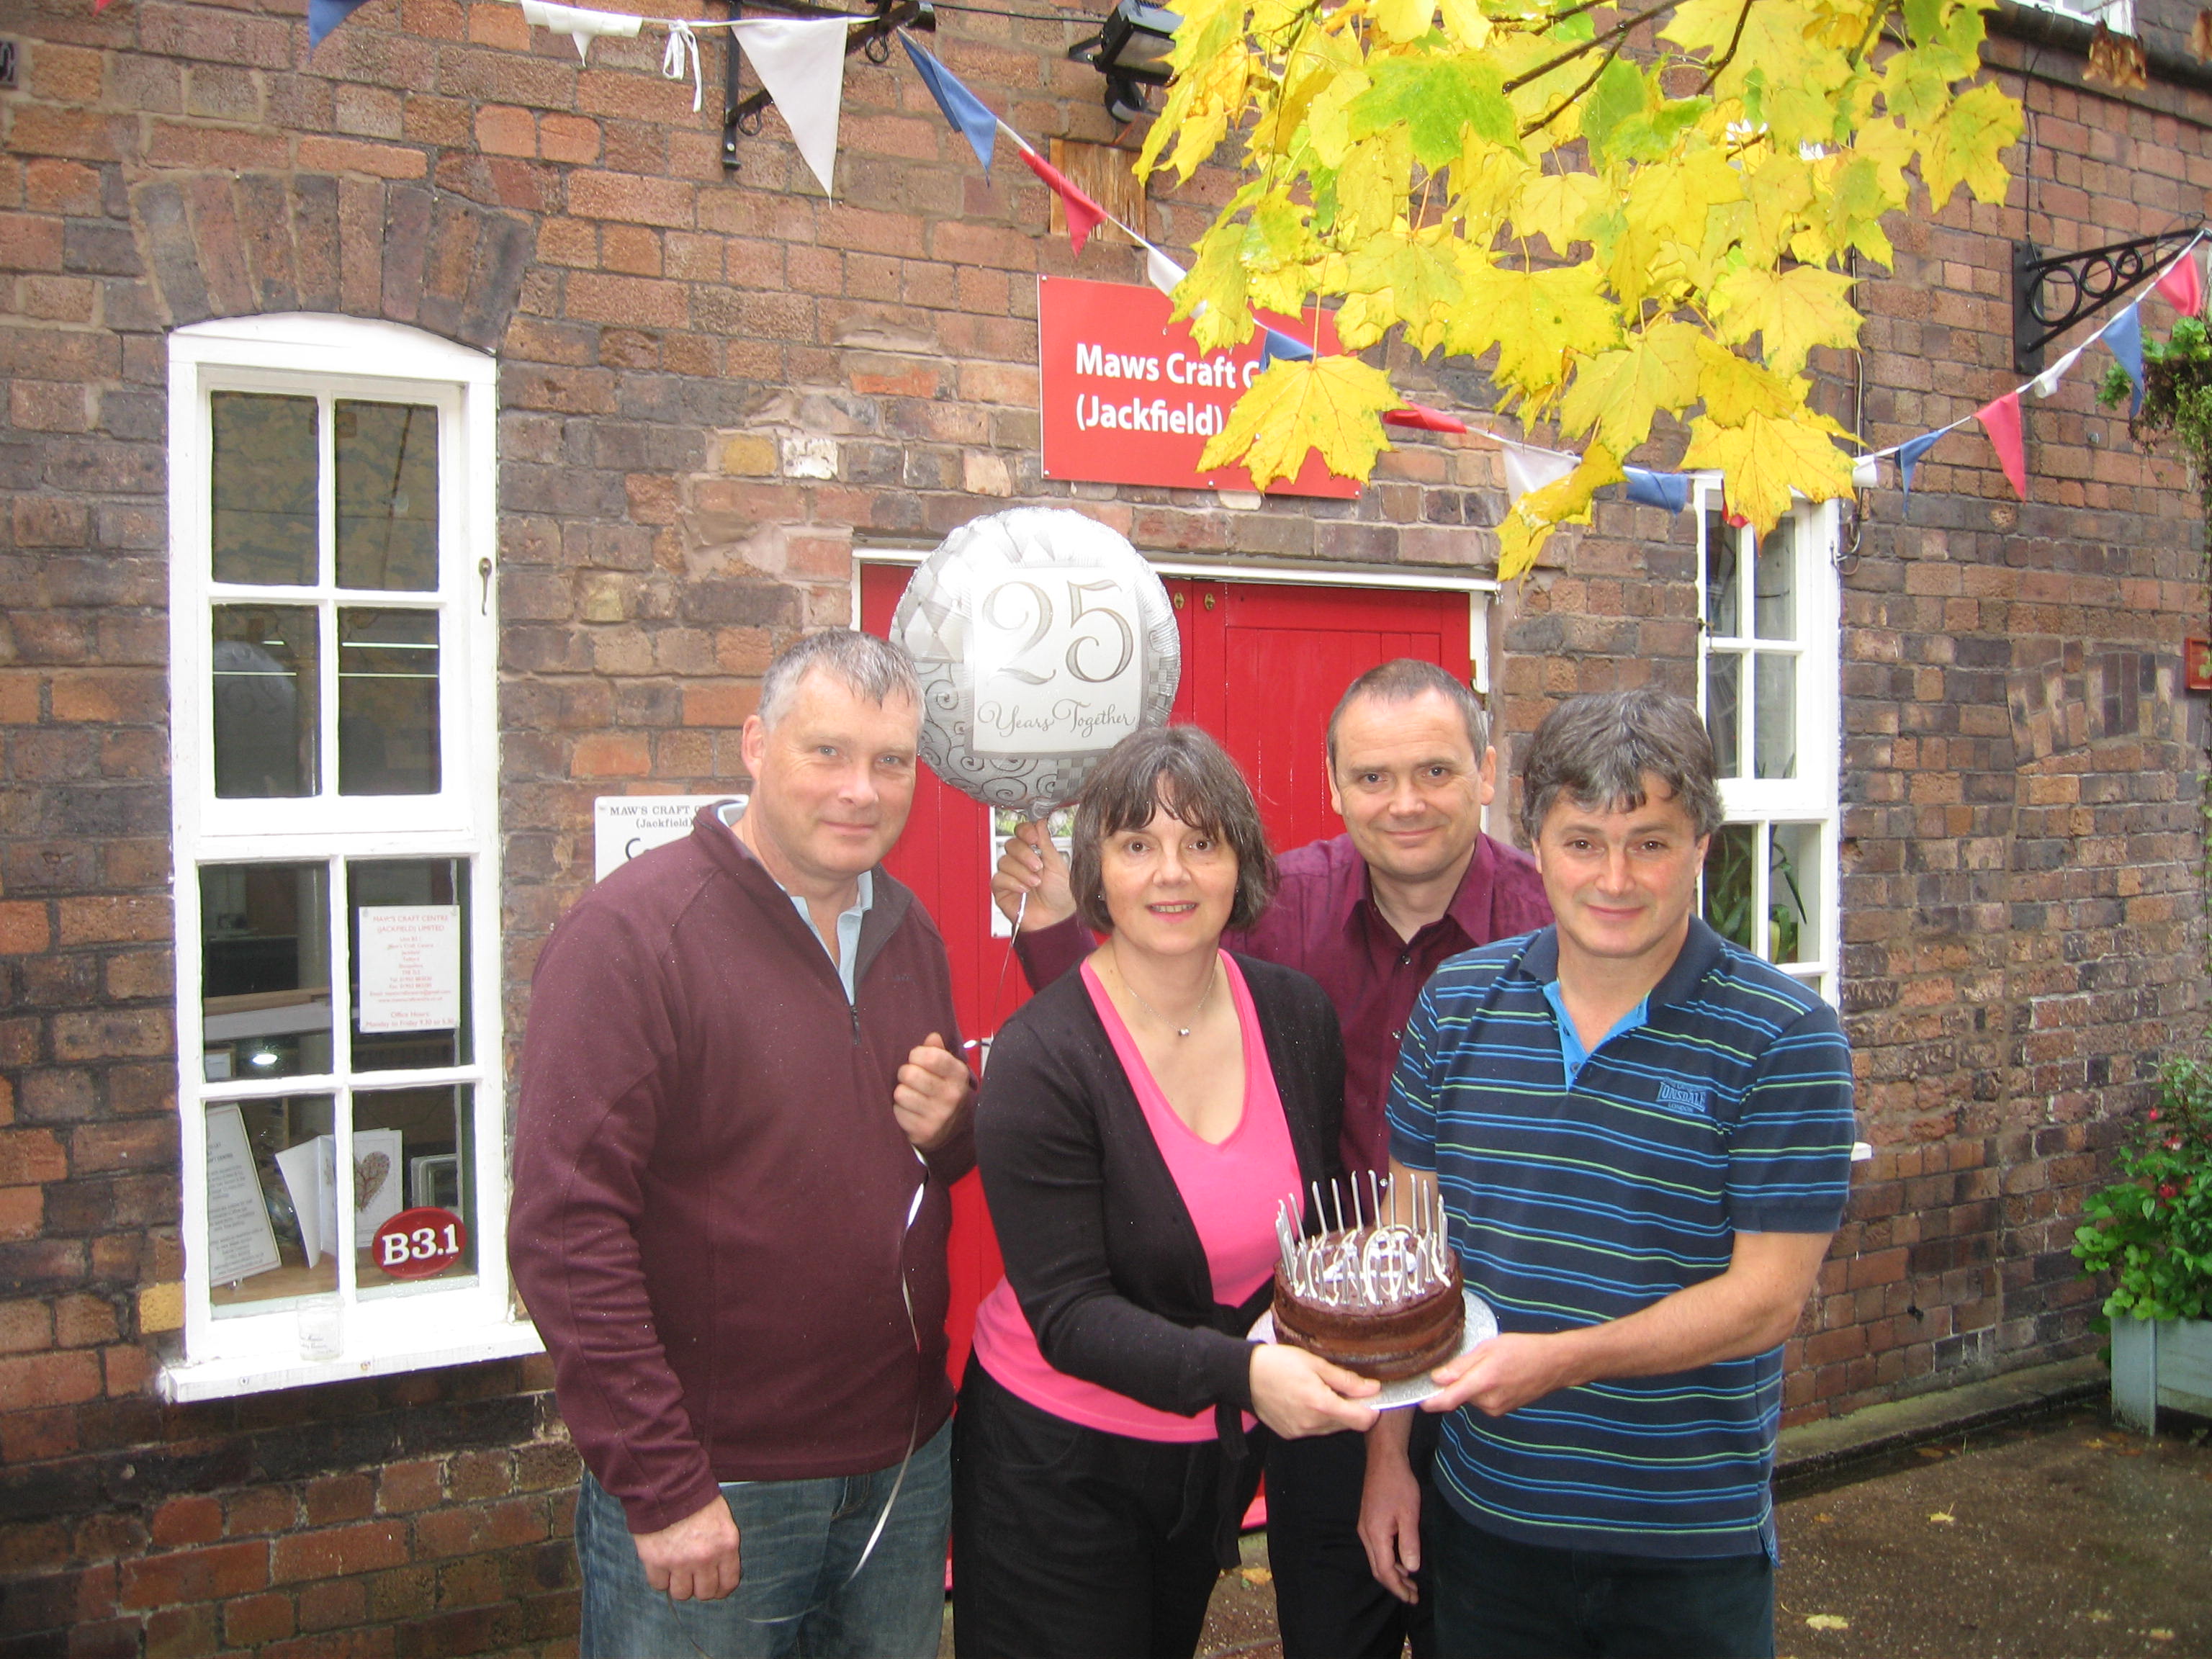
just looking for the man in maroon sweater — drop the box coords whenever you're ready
[996,658,1552,1659]
[512,629,976,1659]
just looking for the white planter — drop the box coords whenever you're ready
[2110,1316,2212,1434]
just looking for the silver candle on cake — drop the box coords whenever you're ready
[1274,1174,1451,1308]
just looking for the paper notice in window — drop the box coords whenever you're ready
[205,1103,282,1284]
[357,906,460,1033]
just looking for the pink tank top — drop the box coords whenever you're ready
[970,953,1301,1442]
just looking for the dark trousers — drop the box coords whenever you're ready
[1429,1498,1775,1659]
[1265,1413,1439,1659]
[951,1363,1267,1659]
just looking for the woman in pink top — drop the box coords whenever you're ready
[953,727,1381,1659]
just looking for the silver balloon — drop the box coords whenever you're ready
[891,508,1180,814]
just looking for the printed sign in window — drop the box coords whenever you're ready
[356,906,460,1034]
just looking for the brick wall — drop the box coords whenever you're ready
[2,0,2209,1649]
[1,1359,582,1659]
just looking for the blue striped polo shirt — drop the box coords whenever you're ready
[1388,918,1854,1559]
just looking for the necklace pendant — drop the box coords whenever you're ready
[1175,1025,1191,1038]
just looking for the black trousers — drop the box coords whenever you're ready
[951,1363,1268,1659]
[1265,1413,1439,1659]
[1428,1498,1775,1659]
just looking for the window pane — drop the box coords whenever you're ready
[338,608,440,795]
[1702,822,1756,949]
[336,401,439,593]
[201,863,331,1081]
[211,392,318,586]
[1706,650,1741,780]
[356,1085,478,1298]
[1704,512,1740,637]
[1769,822,1821,966]
[213,607,320,799]
[1753,652,1797,779]
[349,859,469,1071]
[207,1095,338,1316]
[1754,521,1797,640]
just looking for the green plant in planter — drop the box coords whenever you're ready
[2098,315,2212,534]
[2072,1056,2212,1322]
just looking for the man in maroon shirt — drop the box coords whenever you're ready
[996,657,1552,1659]
[513,630,976,1659]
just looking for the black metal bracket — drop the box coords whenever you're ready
[2012,227,2204,373]
[722,0,932,173]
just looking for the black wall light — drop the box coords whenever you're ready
[1069,1,1180,122]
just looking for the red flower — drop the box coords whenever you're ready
[2159,1183,2177,1200]
[2149,1108,2162,1121]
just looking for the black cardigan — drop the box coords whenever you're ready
[975,953,1347,1421]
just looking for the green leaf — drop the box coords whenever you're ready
[1348,53,1516,168]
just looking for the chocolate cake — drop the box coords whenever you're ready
[1270,1228,1464,1382]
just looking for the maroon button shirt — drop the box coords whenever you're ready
[1015,830,1553,1177]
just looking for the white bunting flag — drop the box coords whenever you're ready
[735,17,850,198]
[1146,248,1188,297]
[2031,343,2085,399]
[1496,439,1578,503]
[519,0,641,60]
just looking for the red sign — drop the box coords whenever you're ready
[370,1206,468,1280]
[1038,276,1362,498]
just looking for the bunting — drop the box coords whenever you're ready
[1975,392,2027,500]
[737,17,850,197]
[2155,247,2205,319]
[902,37,997,174]
[291,0,2212,529]
[309,0,374,48]
[1016,148,1107,256]
[2102,303,2146,413]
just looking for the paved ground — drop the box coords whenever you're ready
[942,1403,2212,1658]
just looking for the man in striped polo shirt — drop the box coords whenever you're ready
[1359,689,1854,1659]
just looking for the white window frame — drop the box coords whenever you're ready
[2011,0,2133,33]
[165,315,537,1401]
[1695,490,1843,1006]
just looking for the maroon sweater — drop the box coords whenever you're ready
[509,807,974,1534]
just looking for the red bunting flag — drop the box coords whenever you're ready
[1382,405,1470,433]
[2155,248,2205,318]
[1018,148,1107,258]
[1976,391,2027,499]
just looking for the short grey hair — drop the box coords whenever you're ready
[1326,660,1488,771]
[1517,690,1724,845]
[757,629,921,728]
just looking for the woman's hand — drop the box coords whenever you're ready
[1249,1343,1382,1439]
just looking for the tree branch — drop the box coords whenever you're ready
[1520,28,1634,136]
[1504,1,1673,94]
[1696,0,1755,94]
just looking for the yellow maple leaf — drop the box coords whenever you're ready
[1514,170,1611,258]
[1453,263,1619,396]
[1709,263,1862,378]
[1680,408,1856,531]
[1197,356,1400,490]
[1920,81,2023,207]
[1557,323,1704,455]
[1496,443,1624,580]
[1695,337,1813,426]
[1372,0,1434,45]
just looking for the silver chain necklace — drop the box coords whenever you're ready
[1109,942,1218,1038]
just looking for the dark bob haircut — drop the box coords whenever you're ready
[1516,688,1725,846]
[1069,725,1277,934]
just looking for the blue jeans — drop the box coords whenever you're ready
[576,1421,951,1659]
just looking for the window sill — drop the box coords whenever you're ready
[156,1318,543,1403]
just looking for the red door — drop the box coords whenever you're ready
[858,565,1475,1377]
